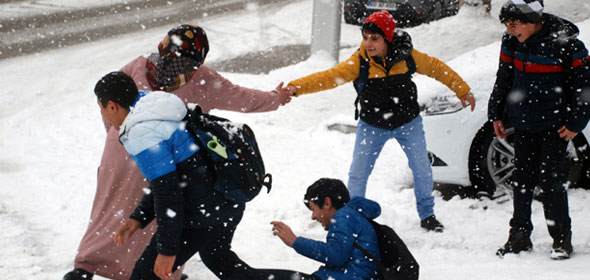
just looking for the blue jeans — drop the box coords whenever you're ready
[348,116,435,220]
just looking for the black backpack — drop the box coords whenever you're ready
[183,105,272,203]
[354,218,419,280]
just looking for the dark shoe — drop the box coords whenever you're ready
[63,268,93,280]
[181,274,189,280]
[496,230,532,257]
[551,230,573,260]
[420,215,444,232]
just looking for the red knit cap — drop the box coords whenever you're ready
[364,10,396,42]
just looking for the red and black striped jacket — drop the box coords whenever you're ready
[488,13,590,133]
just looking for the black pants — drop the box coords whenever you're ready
[510,129,571,238]
[130,212,249,280]
[245,269,320,280]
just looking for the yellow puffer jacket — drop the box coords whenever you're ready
[289,43,471,98]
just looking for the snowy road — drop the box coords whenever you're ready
[0,0,294,59]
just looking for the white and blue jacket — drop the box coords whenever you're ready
[293,197,381,280]
[120,91,244,256]
[120,91,196,181]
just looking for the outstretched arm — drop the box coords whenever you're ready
[413,49,471,99]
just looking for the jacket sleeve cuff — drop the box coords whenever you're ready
[565,120,586,133]
[454,83,471,98]
[130,210,153,229]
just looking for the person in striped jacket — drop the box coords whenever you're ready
[489,0,590,260]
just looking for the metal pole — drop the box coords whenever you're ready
[310,0,342,64]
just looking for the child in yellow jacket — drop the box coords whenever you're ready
[286,10,476,232]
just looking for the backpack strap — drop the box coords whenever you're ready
[405,54,416,74]
[353,242,380,263]
[353,56,370,120]
[353,216,385,268]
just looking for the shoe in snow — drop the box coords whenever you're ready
[550,230,573,260]
[181,274,189,280]
[420,215,444,232]
[496,230,532,258]
[63,268,93,280]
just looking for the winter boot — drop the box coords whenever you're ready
[550,230,573,260]
[420,215,444,232]
[181,274,189,280]
[63,268,93,280]
[496,230,532,257]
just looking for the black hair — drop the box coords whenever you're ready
[303,178,350,210]
[94,71,138,110]
[362,22,387,41]
[499,0,544,24]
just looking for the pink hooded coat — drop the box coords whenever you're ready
[73,55,288,279]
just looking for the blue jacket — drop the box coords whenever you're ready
[488,14,590,133]
[120,91,244,256]
[292,197,381,280]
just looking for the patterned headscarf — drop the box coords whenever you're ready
[150,25,210,91]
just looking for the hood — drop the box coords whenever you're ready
[388,30,413,63]
[531,13,580,43]
[120,91,187,136]
[345,197,381,220]
[360,29,413,65]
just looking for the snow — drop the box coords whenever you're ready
[1,0,590,279]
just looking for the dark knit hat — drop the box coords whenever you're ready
[363,10,396,42]
[158,24,209,67]
[94,71,138,109]
[500,0,544,23]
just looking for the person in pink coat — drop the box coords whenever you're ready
[63,24,291,280]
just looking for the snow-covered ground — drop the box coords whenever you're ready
[1,0,590,279]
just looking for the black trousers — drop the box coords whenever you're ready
[130,210,249,280]
[510,129,571,238]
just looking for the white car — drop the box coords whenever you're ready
[422,93,590,198]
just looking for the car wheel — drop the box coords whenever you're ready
[468,123,590,199]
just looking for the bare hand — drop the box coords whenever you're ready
[154,254,176,280]
[113,219,140,246]
[459,92,476,111]
[271,221,297,247]
[274,82,292,105]
[493,120,506,139]
[285,85,298,96]
[558,125,578,141]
